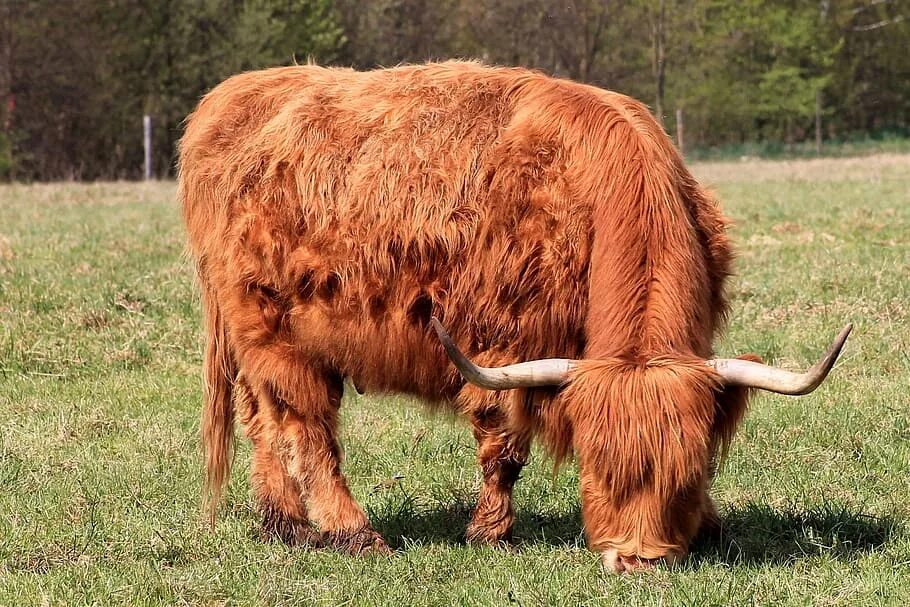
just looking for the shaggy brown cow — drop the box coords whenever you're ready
[178,61,850,572]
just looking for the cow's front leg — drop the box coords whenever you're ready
[697,492,722,540]
[466,405,531,544]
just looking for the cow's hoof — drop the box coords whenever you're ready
[322,525,392,556]
[465,523,514,548]
[288,526,325,548]
[260,510,322,547]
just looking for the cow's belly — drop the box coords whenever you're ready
[285,286,461,401]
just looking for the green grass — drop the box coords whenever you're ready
[1,155,909,605]
[687,133,910,162]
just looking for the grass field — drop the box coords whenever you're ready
[686,134,910,162]
[1,155,908,605]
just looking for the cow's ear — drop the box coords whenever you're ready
[713,353,761,462]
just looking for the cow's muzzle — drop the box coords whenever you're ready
[602,548,683,573]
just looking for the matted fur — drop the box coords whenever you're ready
[564,359,720,556]
[199,274,235,524]
[179,60,748,561]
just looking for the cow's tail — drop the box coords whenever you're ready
[199,277,236,527]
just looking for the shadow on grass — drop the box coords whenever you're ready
[369,496,583,550]
[691,502,899,566]
[372,497,897,566]
[370,498,473,547]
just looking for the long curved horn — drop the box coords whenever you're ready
[707,324,853,395]
[430,317,574,389]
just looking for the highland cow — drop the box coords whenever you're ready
[178,61,850,572]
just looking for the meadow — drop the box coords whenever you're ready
[0,154,908,605]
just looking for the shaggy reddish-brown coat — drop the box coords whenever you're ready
[179,60,750,568]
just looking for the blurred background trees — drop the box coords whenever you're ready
[0,0,907,180]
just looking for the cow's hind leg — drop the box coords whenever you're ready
[274,369,388,554]
[466,405,531,545]
[234,374,320,546]
[237,343,389,555]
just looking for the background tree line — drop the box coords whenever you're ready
[1,0,906,180]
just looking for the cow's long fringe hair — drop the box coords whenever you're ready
[567,359,718,553]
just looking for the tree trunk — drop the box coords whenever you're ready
[815,89,822,155]
[0,1,13,131]
[652,0,666,125]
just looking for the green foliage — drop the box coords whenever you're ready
[1,0,908,179]
[0,0,346,180]
[231,0,346,70]
[669,0,835,144]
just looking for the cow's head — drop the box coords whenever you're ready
[430,318,851,572]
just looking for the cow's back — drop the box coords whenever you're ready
[179,62,595,399]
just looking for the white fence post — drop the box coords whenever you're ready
[143,114,153,180]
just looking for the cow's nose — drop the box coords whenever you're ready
[602,549,682,573]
